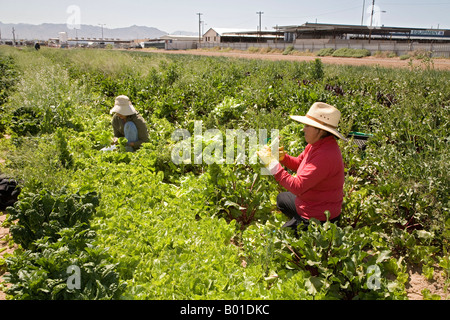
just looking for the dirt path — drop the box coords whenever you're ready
[0,134,15,300]
[146,48,450,71]
[406,264,449,300]
[0,212,17,300]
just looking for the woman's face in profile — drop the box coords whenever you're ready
[303,125,324,144]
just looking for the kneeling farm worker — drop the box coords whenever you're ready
[110,95,149,152]
[257,102,346,234]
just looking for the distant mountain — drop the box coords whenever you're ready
[0,22,169,40]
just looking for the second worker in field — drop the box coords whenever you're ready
[110,95,149,152]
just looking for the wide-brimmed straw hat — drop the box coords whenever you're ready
[290,102,346,140]
[110,95,137,116]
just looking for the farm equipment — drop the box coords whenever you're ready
[347,132,373,151]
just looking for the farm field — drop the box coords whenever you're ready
[150,48,450,71]
[0,46,449,301]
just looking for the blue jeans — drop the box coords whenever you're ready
[124,121,138,152]
[277,192,340,236]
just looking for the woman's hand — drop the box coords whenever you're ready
[279,146,287,162]
[257,145,277,167]
[257,145,287,166]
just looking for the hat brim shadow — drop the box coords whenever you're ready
[290,115,347,141]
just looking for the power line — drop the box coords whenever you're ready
[263,5,362,20]
[382,1,450,5]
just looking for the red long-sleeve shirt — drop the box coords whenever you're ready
[271,136,345,221]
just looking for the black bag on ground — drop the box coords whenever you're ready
[0,175,21,210]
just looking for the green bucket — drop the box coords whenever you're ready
[347,132,373,150]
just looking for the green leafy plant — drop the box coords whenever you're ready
[279,220,405,299]
[211,96,246,124]
[205,163,276,228]
[0,54,19,106]
[310,58,324,80]
[6,189,99,250]
[3,227,125,300]
[1,48,448,300]
[56,128,73,168]
[2,188,125,300]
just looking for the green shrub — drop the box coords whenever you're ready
[387,52,397,58]
[317,48,335,56]
[332,48,371,58]
[282,45,295,55]
[247,46,260,53]
[310,58,324,80]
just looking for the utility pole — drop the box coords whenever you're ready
[256,11,264,33]
[12,27,16,46]
[361,0,366,26]
[197,13,203,44]
[370,0,375,28]
[368,0,375,43]
[75,28,79,47]
[201,21,206,37]
[256,11,264,43]
[98,24,106,40]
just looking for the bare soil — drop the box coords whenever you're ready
[406,264,449,300]
[0,212,17,300]
[146,48,450,71]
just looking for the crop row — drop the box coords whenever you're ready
[0,46,449,300]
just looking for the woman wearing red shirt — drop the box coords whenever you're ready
[258,102,346,234]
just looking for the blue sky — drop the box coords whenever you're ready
[1,0,449,33]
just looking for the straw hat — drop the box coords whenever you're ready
[290,102,346,141]
[110,95,137,116]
